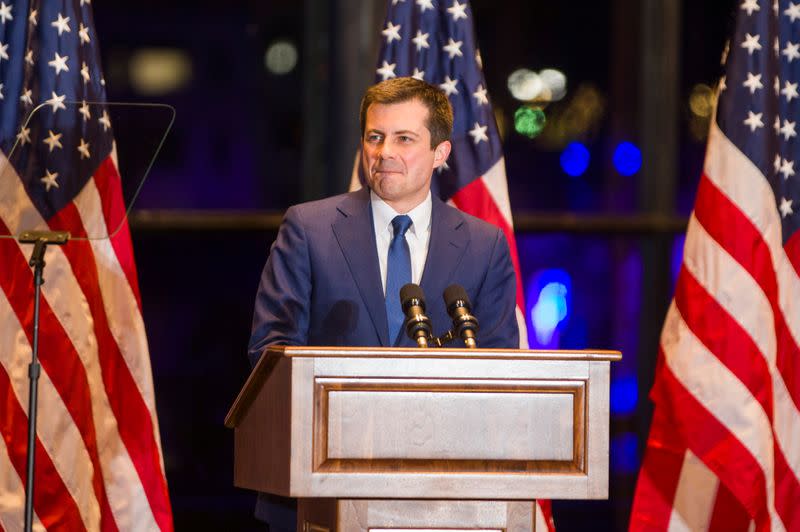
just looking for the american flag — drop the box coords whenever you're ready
[630,1,800,529]
[352,0,555,529]
[0,0,173,530]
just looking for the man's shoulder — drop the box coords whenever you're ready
[284,189,368,222]
[289,189,363,213]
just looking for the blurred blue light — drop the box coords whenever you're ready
[671,234,686,288]
[610,375,638,415]
[532,282,568,344]
[611,432,640,474]
[560,141,590,177]
[526,269,571,348]
[613,141,642,176]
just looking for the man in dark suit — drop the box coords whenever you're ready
[248,77,519,529]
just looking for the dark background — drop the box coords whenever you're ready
[91,0,736,529]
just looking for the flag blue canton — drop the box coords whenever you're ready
[0,0,112,223]
[716,0,800,244]
[375,0,502,200]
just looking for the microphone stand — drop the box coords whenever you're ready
[17,230,70,532]
[408,330,456,348]
[430,330,454,348]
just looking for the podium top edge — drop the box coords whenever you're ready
[226,346,622,428]
[268,346,622,361]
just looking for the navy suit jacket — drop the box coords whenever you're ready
[248,187,519,364]
[247,188,519,525]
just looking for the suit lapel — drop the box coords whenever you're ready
[420,197,469,303]
[331,189,390,346]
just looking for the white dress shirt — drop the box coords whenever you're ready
[371,190,432,296]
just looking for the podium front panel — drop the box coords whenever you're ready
[323,382,578,461]
[314,377,585,464]
[284,353,610,499]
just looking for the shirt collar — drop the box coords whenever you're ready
[370,190,432,236]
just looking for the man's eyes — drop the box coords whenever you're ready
[366,134,415,143]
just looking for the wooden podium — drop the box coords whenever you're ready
[225,346,621,531]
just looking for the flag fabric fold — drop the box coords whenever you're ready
[354,0,553,528]
[631,2,800,530]
[0,0,173,530]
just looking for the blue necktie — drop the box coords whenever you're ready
[385,215,413,345]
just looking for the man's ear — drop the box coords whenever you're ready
[432,140,452,168]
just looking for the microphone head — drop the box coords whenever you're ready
[443,284,471,311]
[400,283,426,312]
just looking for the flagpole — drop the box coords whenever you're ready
[18,230,70,532]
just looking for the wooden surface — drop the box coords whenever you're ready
[298,499,537,532]
[225,347,282,428]
[296,498,337,532]
[232,356,292,494]
[230,347,618,500]
[318,378,583,466]
[587,360,611,498]
[274,345,622,361]
[226,346,620,428]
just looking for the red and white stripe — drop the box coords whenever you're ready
[630,121,800,530]
[0,154,173,531]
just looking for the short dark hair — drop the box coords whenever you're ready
[359,77,454,148]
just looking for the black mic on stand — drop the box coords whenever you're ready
[400,283,433,348]
[17,230,70,532]
[443,284,479,348]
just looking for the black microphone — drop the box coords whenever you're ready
[400,283,433,348]
[443,284,479,348]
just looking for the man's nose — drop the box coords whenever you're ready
[378,141,395,159]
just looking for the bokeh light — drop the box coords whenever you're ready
[611,432,640,474]
[689,83,713,117]
[610,375,638,415]
[507,68,543,101]
[538,68,567,101]
[671,234,686,288]
[688,83,714,141]
[129,48,192,95]
[560,141,590,176]
[514,106,546,138]
[526,269,571,348]
[613,141,642,176]
[507,67,567,103]
[265,40,298,75]
[534,83,605,151]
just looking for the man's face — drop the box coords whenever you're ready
[361,99,451,213]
